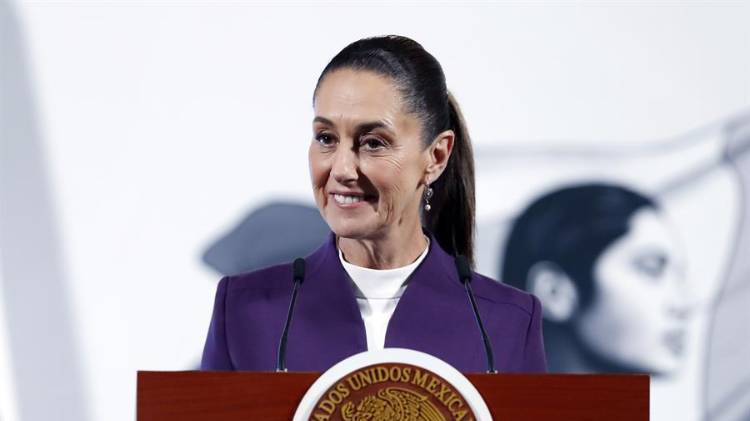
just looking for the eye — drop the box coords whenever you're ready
[360,136,386,151]
[633,254,667,279]
[315,132,336,146]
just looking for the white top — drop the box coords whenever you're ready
[338,237,430,351]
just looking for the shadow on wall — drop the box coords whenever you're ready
[0,1,89,420]
[202,202,329,276]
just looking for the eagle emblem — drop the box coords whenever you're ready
[341,387,446,421]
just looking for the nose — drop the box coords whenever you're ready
[666,279,693,321]
[666,301,691,321]
[330,145,358,184]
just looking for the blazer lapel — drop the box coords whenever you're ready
[286,231,485,372]
[285,233,368,371]
[385,233,486,372]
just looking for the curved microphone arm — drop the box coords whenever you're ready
[276,258,306,372]
[455,255,498,374]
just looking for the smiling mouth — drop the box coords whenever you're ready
[333,194,363,205]
[330,192,376,206]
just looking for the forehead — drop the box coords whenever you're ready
[617,208,680,256]
[313,69,412,128]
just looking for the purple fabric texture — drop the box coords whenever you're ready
[201,231,547,373]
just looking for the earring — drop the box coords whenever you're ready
[424,184,433,212]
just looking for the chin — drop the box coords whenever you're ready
[579,336,684,375]
[638,355,682,377]
[325,218,378,240]
[609,352,682,376]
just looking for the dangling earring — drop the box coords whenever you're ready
[423,184,433,212]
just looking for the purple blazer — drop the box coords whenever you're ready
[201,231,546,373]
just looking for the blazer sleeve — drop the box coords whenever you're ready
[200,276,234,370]
[522,294,547,372]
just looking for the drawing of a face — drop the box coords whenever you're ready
[502,184,695,376]
[575,208,690,375]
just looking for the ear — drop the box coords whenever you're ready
[423,130,454,184]
[526,261,579,323]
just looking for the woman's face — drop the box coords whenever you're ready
[575,208,690,375]
[309,69,429,240]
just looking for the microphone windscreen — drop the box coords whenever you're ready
[454,255,471,283]
[293,258,306,283]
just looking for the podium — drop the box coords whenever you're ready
[137,371,648,420]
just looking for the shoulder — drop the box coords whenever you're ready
[470,271,540,317]
[424,230,540,317]
[222,263,293,292]
[220,232,334,293]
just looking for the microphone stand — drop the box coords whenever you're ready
[276,258,305,372]
[455,255,498,374]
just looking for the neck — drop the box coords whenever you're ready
[544,323,595,373]
[544,322,641,374]
[337,223,427,269]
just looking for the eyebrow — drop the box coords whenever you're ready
[313,116,394,135]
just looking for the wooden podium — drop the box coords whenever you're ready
[137,371,648,420]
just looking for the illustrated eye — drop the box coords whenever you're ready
[634,254,667,278]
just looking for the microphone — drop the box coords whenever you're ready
[276,257,306,372]
[454,255,498,374]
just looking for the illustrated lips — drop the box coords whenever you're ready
[663,329,686,356]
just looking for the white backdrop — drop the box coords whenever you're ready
[1,1,748,420]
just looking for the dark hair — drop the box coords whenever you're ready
[501,183,658,309]
[313,35,476,265]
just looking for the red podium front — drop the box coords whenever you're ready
[137,371,648,420]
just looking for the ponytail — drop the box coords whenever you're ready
[424,92,476,266]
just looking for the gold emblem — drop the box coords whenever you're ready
[341,387,446,421]
[310,363,476,421]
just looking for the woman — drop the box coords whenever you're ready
[201,35,546,373]
[502,183,690,375]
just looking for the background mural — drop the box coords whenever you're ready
[474,115,750,421]
[1,1,747,420]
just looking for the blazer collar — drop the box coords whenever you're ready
[299,229,483,371]
[305,229,463,296]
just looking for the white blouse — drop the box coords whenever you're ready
[338,237,430,351]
